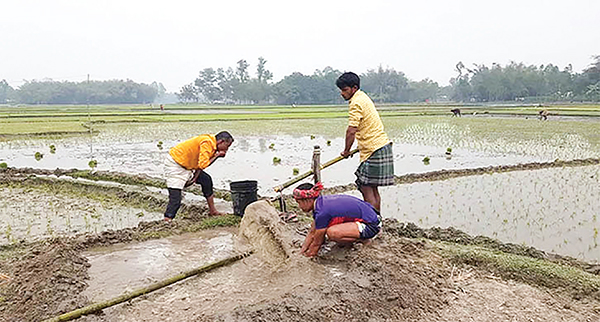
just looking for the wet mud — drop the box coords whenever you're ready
[2,215,600,321]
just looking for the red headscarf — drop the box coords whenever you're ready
[293,182,324,200]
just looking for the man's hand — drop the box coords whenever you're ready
[340,150,354,158]
[215,150,227,158]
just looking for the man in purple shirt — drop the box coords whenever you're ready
[293,182,381,257]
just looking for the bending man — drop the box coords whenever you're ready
[336,72,394,212]
[164,131,234,221]
[293,182,381,257]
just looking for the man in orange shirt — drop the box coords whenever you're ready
[164,131,234,221]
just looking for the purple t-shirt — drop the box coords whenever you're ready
[313,195,379,229]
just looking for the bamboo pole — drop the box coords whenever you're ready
[42,251,252,322]
[273,148,359,192]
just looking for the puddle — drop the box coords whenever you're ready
[82,228,238,302]
[346,165,600,263]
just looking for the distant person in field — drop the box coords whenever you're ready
[336,72,394,212]
[163,131,234,222]
[539,109,548,120]
[451,108,461,117]
[293,182,381,257]
[160,104,164,111]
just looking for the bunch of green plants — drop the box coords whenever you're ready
[88,159,98,169]
[272,156,282,165]
[49,145,56,154]
[34,152,43,161]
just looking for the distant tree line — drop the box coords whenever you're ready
[450,56,600,102]
[177,57,440,105]
[0,79,162,104]
[2,55,599,105]
[179,55,600,104]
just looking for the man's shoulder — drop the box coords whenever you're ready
[351,90,374,106]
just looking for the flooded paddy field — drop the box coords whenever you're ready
[367,164,600,263]
[2,116,599,195]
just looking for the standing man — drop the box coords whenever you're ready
[336,72,394,212]
[164,131,234,221]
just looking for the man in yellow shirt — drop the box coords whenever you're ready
[337,72,394,212]
[164,131,234,221]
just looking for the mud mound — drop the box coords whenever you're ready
[210,236,451,322]
[0,240,90,322]
[238,200,296,266]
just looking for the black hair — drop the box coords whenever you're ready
[296,183,314,190]
[335,72,360,90]
[216,131,234,143]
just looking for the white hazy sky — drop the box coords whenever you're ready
[1,0,599,92]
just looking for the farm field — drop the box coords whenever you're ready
[1,104,600,322]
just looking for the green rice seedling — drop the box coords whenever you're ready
[326,140,331,146]
[136,212,145,218]
[157,141,163,150]
[310,135,315,140]
[49,145,56,154]
[292,168,299,175]
[0,162,7,169]
[272,156,281,165]
[4,224,12,241]
[35,152,43,161]
[422,156,430,165]
[46,217,54,236]
[269,143,275,150]
[88,159,98,169]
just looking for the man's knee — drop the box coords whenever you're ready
[196,172,214,197]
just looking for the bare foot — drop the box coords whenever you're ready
[209,210,223,216]
[163,217,172,223]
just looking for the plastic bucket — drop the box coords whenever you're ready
[230,180,258,217]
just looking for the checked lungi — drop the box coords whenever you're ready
[355,143,394,187]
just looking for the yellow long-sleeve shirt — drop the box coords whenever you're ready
[169,134,217,170]
[348,90,390,161]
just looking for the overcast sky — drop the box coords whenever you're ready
[2,0,599,92]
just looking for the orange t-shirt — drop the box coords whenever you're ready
[169,134,217,170]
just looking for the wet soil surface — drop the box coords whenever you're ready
[83,228,237,302]
[2,220,599,322]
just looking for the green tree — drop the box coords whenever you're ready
[361,66,409,102]
[256,57,273,83]
[0,79,15,103]
[236,59,250,83]
[176,83,199,103]
[195,68,222,102]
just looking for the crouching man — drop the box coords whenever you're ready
[164,131,234,221]
[293,182,381,257]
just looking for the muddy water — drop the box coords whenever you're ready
[82,244,330,321]
[0,135,540,196]
[355,165,600,262]
[0,186,163,245]
[82,228,238,302]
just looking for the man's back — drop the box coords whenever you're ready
[348,90,389,161]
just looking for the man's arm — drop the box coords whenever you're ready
[304,228,327,257]
[341,126,358,158]
[300,221,316,255]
